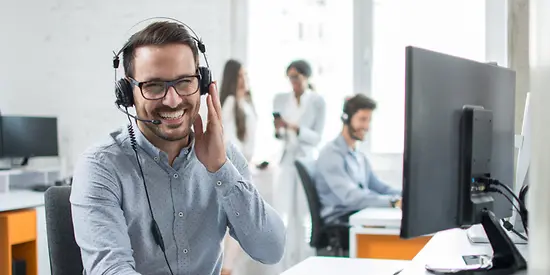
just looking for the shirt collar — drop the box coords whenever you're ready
[131,120,194,162]
[335,133,357,155]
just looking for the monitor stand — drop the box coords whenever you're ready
[429,210,527,275]
[467,224,528,245]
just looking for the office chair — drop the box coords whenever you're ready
[294,159,349,257]
[44,186,83,275]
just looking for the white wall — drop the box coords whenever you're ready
[0,0,245,176]
[529,0,550,272]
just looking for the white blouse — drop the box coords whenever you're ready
[221,95,257,161]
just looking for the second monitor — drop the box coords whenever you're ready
[400,46,526,274]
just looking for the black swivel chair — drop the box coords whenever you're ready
[294,159,349,257]
[44,185,83,275]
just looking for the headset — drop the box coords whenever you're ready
[111,17,212,275]
[341,97,363,141]
[113,17,212,111]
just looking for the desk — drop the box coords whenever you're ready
[0,190,48,275]
[281,256,409,275]
[399,228,528,275]
[349,208,431,260]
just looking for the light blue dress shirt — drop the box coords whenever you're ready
[69,122,286,275]
[314,134,402,223]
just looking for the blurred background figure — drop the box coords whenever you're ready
[220,59,257,162]
[220,59,270,275]
[272,59,327,270]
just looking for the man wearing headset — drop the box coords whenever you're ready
[69,21,285,275]
[314,94,402,245]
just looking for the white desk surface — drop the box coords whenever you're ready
[281,256,409,275]
[400,228,528,275]
[0,190,45,212]
[349,207,402,228]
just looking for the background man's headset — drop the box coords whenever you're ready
[341,97,362,141]
[111,17,212,275]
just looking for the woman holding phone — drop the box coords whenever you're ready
[272,59,327,270]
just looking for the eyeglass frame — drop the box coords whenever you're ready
[127,71,202,100]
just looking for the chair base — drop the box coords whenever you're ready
[316,247,349,257]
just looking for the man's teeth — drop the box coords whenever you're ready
[159,110,184,119]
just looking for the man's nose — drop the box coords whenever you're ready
[162,86,182,108]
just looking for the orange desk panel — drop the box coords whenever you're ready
[355,234,431,260]
[0,209,38,275]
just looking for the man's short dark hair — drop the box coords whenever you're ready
[122,21,199,78]
[343,94,377,116]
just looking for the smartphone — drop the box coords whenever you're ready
[273,112,281,119]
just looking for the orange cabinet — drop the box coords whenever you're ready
[0,209,38,275]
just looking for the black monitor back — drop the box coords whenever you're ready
[0,116,59,158]
[401,46,515,239]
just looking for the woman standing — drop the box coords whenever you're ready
[272,60,327,270]
[219,59,259,275]
[220,59,257,162]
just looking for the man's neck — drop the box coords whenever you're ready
[137,122,190,165]
[342,129,357,150]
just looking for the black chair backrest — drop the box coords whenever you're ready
[44,186,83,275]
[294,159,325,248]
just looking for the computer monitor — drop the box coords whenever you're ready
[0,116,59,158]
[400,46,526,274]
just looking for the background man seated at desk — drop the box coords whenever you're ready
[314,94,402,228]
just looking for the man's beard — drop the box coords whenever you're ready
[142,104,197,142]
[143,121,191,142]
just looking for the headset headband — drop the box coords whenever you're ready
[112,16,209,71]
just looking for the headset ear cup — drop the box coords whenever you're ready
[341,113,349,125]
[115,79,134,107]
[198,66,212,95]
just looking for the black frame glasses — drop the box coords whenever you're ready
[128,74,201,100]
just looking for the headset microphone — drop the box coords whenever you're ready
[116,104,161,125]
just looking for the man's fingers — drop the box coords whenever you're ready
[210,82,223,121]
[193,115,204,138]
[207,94,219,123]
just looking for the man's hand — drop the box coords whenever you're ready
[220,268,232,275]
[193,81,227,172]
[395,199,402,209]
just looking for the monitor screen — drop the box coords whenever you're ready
[0,116,59,157]
[400,46,515,239]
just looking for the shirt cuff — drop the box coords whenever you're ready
[208,159,243,197]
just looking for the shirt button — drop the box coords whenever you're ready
[178,212,184,217]
[154,156,159,162]
[183,249,189,254]
[216,181,222,186]
[235,212,240,216]
[173,174,179,179]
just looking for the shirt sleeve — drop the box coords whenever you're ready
[364,156,402,196]
[208,143,285,265]
[297,96,326,146]
[317,148,393,209]
[69,151,142,275]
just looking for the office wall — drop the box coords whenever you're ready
[529,0,550,273]
[0,0,246,176]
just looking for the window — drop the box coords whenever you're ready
[370,0,486,154]
[247,0,353,162]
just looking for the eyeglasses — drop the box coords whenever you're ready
[128,74,201,100]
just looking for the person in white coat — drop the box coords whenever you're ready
[219,59,259,275]
[272,59,326,271]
